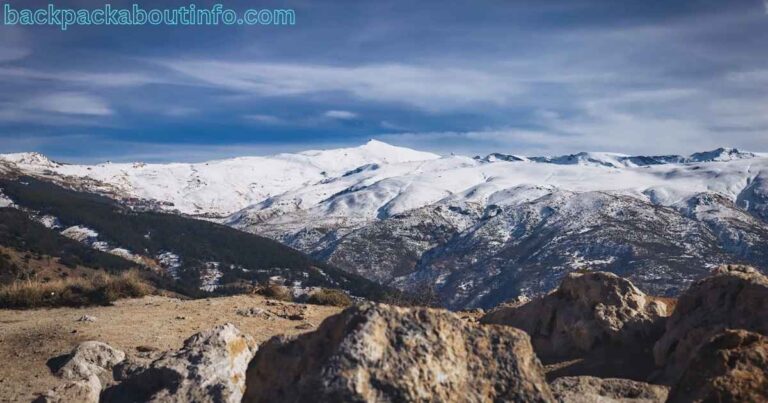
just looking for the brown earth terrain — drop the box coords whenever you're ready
[0,295,342,402]
[2,265,766,402]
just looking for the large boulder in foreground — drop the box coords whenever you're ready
[550,376,669,403]
[668,329,768,402]
[103,323,257,403]
[35,375,102,403]
[56,341,126,384]
[244,303,554,402]
[480,271,669,358]
[653,265,768,380]
[36,341,125,403]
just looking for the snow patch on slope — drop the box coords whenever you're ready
[61,225,99,243]
[0,152,61,169]
[0,188,15,208]
[200,262,223,292]
[157,251,182,280]
[59,225,147,264]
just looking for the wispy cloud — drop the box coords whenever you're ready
[162,106,197,118]
[244,114,286,125]
[727,69,768,84]
[25,92,113,116]
[161,61,524,111]
[323,110,358,120]
[378,85,768,156]
[0,67,163,88]
[2,1,768,159]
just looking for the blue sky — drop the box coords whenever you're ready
[1,0,768,162]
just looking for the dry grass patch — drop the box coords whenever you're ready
[306,288,353,307]
[0,270,152,309]
[256,284,293,302]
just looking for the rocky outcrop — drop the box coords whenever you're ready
[668,329,768,402]
[267,303,308,321]
[56,341,125,384]
[550,376,669,403]
[481,271,669,358]
[29,267,768,402]
[36,341,125,403]
[35,375,102,403]
[103,323,257,403]
[244,303,554,403]
[653,265,768,380]
[236,307,273,319]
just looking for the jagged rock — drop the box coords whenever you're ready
[457,309,485,323]
[667,329,768,402]
[57,341,125,385]
[35,375,101,403]
[505,295,531,308]
[550,376,669,403]
[236,307,272,319]
[480,271,669,357]
[244,303,554,403]
[267,303,308,321]
[103,323,257,403]
[653,265,768,380]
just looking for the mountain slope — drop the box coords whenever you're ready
[0,208,138,282]
[0,175,386,299]
[291,189,768,309]
[223,146,768,308]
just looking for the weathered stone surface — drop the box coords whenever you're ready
[653,265,768,380]
[56,341,125,385]
[104,323,257,403]
[667,329,768,403]
[34,375,101,403]
[76,315,97,322]
[294,321,314,330]
[550,376,669,403]
[36,341,123,402]
[235,307,272,319]
[244,303,554,403]
[481,271,669,357]
[267,303,308,321]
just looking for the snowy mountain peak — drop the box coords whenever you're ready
[363,138,399,149]
[529,152,631,168]
[686,147,756,162]
[296,139,440,165]
[475,153,526,163]
[0,152,60,168]
[473,147,760,168]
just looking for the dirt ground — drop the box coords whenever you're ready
[0,295,342,402]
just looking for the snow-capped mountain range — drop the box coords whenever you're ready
[2,141,767,308]
[0,140,437,217]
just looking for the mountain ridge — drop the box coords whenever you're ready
[2,142,768,308]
